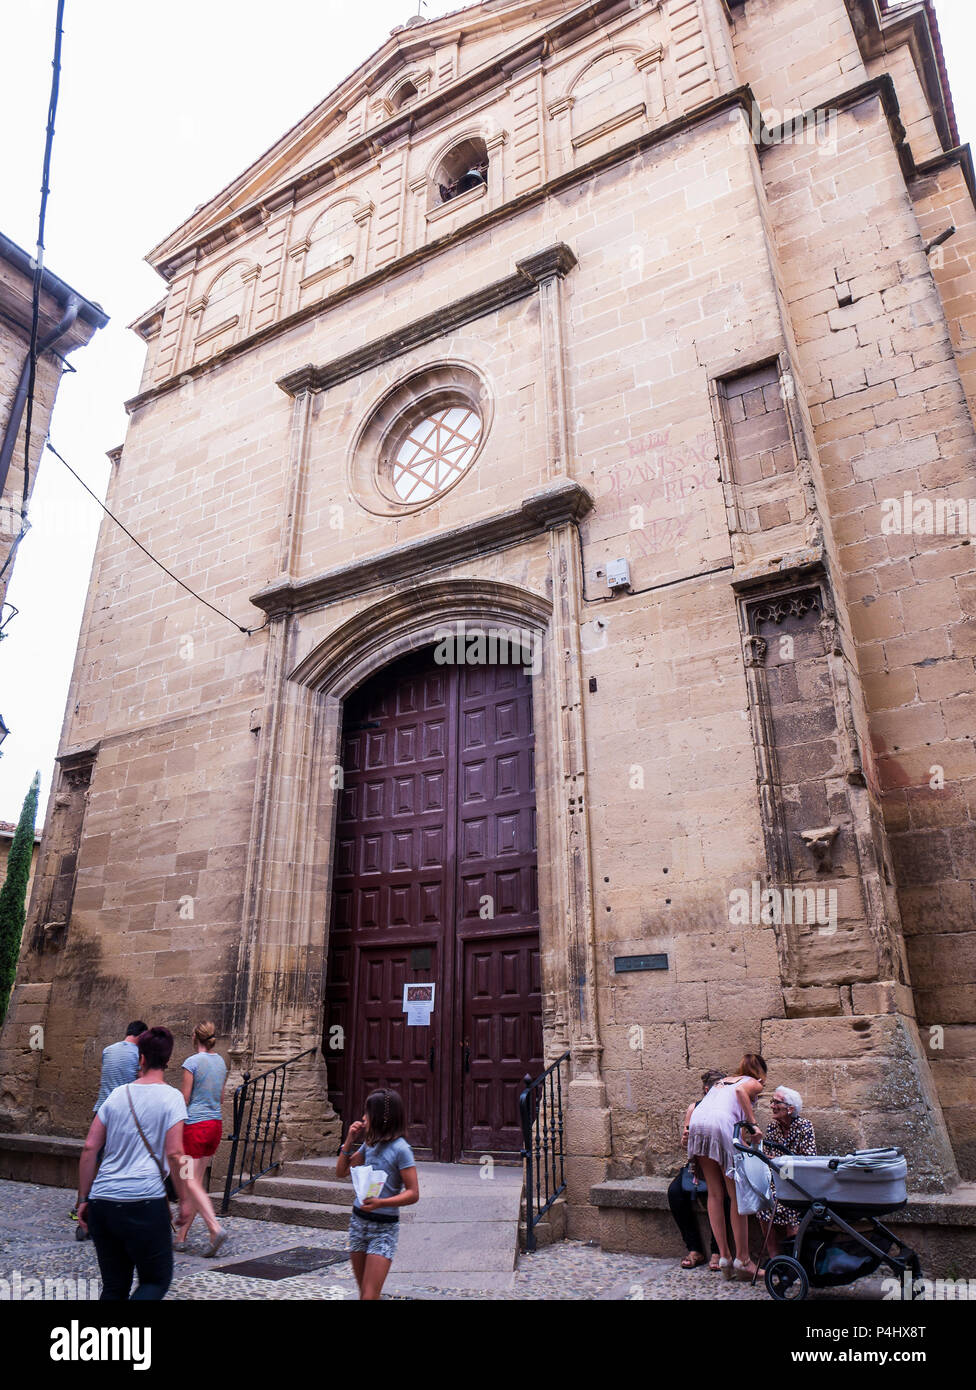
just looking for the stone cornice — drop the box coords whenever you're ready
[277,242,577,397]
[249,478,593,617]
[125,78,942,418]
[125,87,754,415]
[730,545,826,594]
[759,74,974,209]
[913,144,976,207]
[149,0,638,276]
[55,739,101,769]
[848,0,959,151]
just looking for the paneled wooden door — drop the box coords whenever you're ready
[324,646,542,1160]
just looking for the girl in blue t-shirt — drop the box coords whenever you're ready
[336,1088,419,1300]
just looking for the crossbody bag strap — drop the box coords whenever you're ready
[125,1084,173,1202]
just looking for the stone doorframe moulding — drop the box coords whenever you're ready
[231,570,608,1154]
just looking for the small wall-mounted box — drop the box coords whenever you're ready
[606,558,631,591]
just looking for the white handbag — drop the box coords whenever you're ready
[732,1143,774,1215]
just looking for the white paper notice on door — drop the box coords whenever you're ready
[403,982,434,1026]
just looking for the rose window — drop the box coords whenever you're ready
[347,364,491,516]
[390,405,483,503]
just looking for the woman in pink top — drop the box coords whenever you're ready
[686,1052,767,1280]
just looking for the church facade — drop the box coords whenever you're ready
[2,0,975,1244]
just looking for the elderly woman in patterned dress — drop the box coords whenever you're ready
[758,1086,817,1257]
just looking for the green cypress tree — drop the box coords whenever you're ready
[0,772,40,1026]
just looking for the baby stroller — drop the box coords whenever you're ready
[732,1122,922,1301]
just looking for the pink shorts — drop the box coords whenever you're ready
[183,1120,222,1158]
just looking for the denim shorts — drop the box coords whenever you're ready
[347,1211,399,1261]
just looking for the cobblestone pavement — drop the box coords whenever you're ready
[0,1180,888,1301]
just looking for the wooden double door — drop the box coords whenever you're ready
[324,646,543,1160]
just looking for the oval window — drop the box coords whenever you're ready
[390,404,483,503]
[347,363,492,517]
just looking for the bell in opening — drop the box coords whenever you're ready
[435,137,490,205]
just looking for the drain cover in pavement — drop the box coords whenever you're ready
[212,1246,347,1281]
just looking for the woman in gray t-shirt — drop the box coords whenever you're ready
[78,1027,188,1299]
[174,1020,228,1254]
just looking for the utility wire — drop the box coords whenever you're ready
[22,0,66,515]
[10,8,264,644]
[46,442,265,636]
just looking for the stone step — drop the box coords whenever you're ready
[0,1132,84,1187]
[228,1160,533,1285]
[227,1193,351,1231]
[519,1194,568,1250]
[252,1174,354,1207]
[277,1157,341,1181]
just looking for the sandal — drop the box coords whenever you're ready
[203,1230,227,1259]
[681,1252,706,1269]
[708,1255,722,1272]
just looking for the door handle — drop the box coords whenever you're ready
[463,1042,470,1074]
[429,1046,435,1073]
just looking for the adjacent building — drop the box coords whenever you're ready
[0,231,107,609]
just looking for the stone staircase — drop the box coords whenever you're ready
[227,1156,352,1229]
[228,1156,531,1293]
[229,1152,567,1254]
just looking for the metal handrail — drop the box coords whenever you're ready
[519,1050,570,1253]
[220,1046,317,1214]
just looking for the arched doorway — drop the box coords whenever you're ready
[323,643,543,1161]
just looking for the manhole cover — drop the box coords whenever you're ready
[212,1246,348,1281]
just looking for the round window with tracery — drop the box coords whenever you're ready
[391,404,483,503]
[347,364,491,516]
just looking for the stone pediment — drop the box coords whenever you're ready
[146,0,629,277]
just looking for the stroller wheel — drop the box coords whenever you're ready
[765,1255,810,1302]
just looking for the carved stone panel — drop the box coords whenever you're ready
[29,750,96,953]
[739,580,892,992]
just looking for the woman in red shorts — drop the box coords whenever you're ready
[175,1021,227,1256]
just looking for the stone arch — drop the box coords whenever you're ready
[564,46,646,146]
[237,577,561,1085]
[293,578,556,1154]
[200,258,256,313]
[303,199,359,271]
[291,196,372,307]
[564,44,644,101]
[389,74,421,110]
[194,258,259,347]
[426,128,492,208]
[290,577,553,695]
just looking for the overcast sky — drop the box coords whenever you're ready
[0,0,973,825]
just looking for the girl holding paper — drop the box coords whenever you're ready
[337,1088,420,1300]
